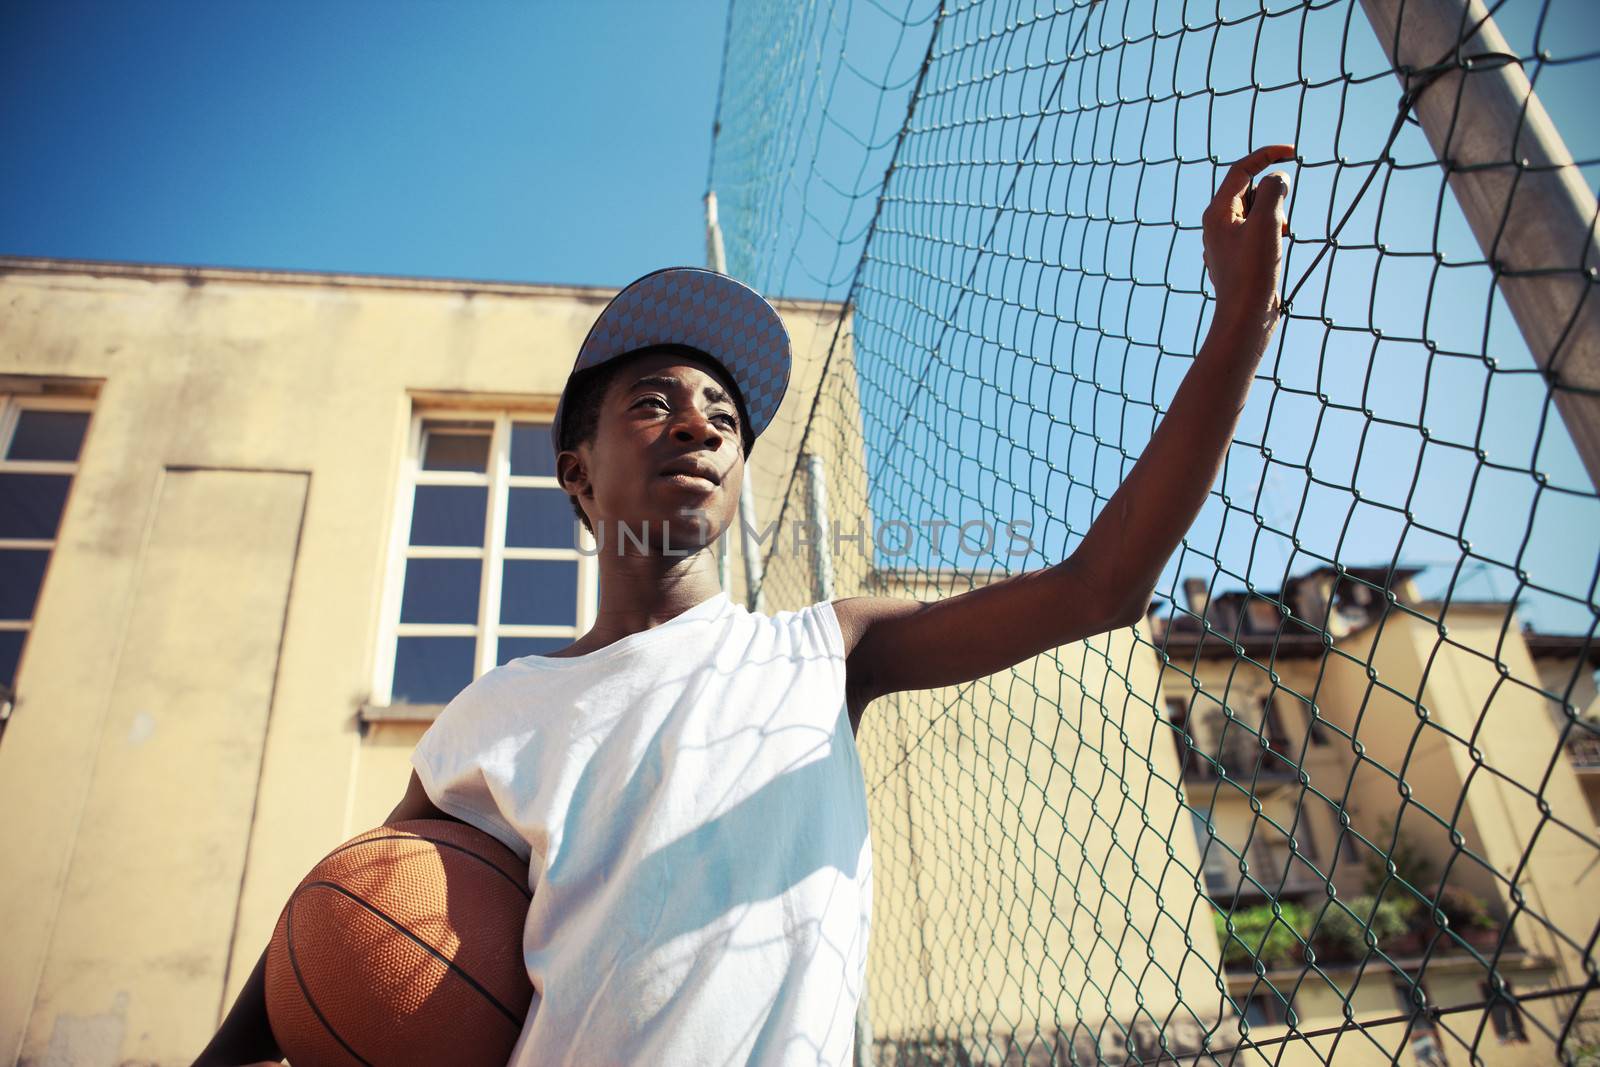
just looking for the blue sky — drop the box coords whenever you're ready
[0,1,728,288]
[4,0,1596,633]
[709,0,1599,634]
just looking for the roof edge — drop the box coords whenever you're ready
[0,254,848,313]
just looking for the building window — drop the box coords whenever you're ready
[377,411,596,705]
[1241,993,1286,1028]
[0,397,93,697]
[1306,702,1330,746]
[1191,808,1236,895]
[1209,695,1297,780]
[1482,980,1528,1043]
[1393,980,1451,1067]
[1341,823,1364,865]
[1261,694,1293,753]
[1167,696,1197,775]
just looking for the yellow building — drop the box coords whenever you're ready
[0,255,853,1065]
[2,255,1594,1067]
[1149,566,1600,1065]
[1528,631,1600,826]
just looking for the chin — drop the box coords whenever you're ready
[661,502,732,551]
[591,503,732,555]
[652,483,736,532]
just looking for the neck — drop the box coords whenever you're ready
[581,543,724,647]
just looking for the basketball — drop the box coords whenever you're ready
[264,818,533,1067]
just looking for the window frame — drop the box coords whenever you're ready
[1482,979,1528,1044]
[1190,806,1237,895]
[0,392,96,704]
[1240,992,1286,1028]
[372,404,597,707]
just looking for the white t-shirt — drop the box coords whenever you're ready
[410,591,873,1066]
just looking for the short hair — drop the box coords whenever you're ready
[558,345,755,532]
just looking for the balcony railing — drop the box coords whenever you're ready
[1202,848,1328,902]
[1181,741,1300,785]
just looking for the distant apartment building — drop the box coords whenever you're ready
[1148,566,1600,1064]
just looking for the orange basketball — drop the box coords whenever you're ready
[264,818,533,1067]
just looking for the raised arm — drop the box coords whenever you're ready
[837,144,1295,719]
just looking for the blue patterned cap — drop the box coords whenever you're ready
[550,266,792,455]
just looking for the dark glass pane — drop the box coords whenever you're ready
[8,411,90,462]
[0,630,25,690]
[506,488,578,549]
[0,550,50,618]
[409,485,488,547]
[510,422,557,476]
[500,560,578,626]
[392,636,475,704]
[1243,996,1276,1028]
[399,557,481,624]
[0,473,71,539]
[497,634,573,663]
[421,423,490,472]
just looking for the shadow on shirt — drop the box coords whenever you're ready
[532,692,870,1033]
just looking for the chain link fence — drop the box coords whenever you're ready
[711,0,1600,1062]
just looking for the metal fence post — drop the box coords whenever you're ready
[802,450,873,1067]
[705,189,767,610]
[1358,0,1600,487]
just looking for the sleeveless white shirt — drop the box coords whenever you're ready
[410,592,873,1066]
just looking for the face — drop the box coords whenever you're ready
[557,349,747,553]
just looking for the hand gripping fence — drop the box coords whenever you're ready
[710,0,1600,1063]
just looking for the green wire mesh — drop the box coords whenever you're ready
[712,0,1600,1063]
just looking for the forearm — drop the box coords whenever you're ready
[838,318,1273,696]
[191,945,282,1067]
[1068,315,1274,620]
[834,149,1293,702]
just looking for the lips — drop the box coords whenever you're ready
[659,458,722,485]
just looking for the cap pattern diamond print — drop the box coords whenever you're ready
[550,267,793,455]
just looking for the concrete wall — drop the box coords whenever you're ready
[882,628,1228,1058]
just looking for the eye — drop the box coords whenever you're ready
[633,395,669,412]
[712,412,738,430]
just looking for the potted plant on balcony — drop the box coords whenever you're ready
[1214,902,1312,972]
[1437,885,1503,954]
[1357,821,1515,959]
[1360,830,1435,957]
[1309,894,1418,964]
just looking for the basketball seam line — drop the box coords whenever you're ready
[323,827,532,900]
[285,892,377,1067]
[299,879,526,1028]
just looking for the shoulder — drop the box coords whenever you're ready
[415,662,528,750]
[829,595,929,657]
[748,598,848,662]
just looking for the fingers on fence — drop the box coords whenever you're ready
[1212,144,1297,216]
[1247,172,1293,234]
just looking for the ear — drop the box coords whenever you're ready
[556,448,593,504]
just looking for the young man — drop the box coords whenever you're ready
[194,143,1293,1066]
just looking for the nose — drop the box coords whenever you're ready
[672,407,726,449]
